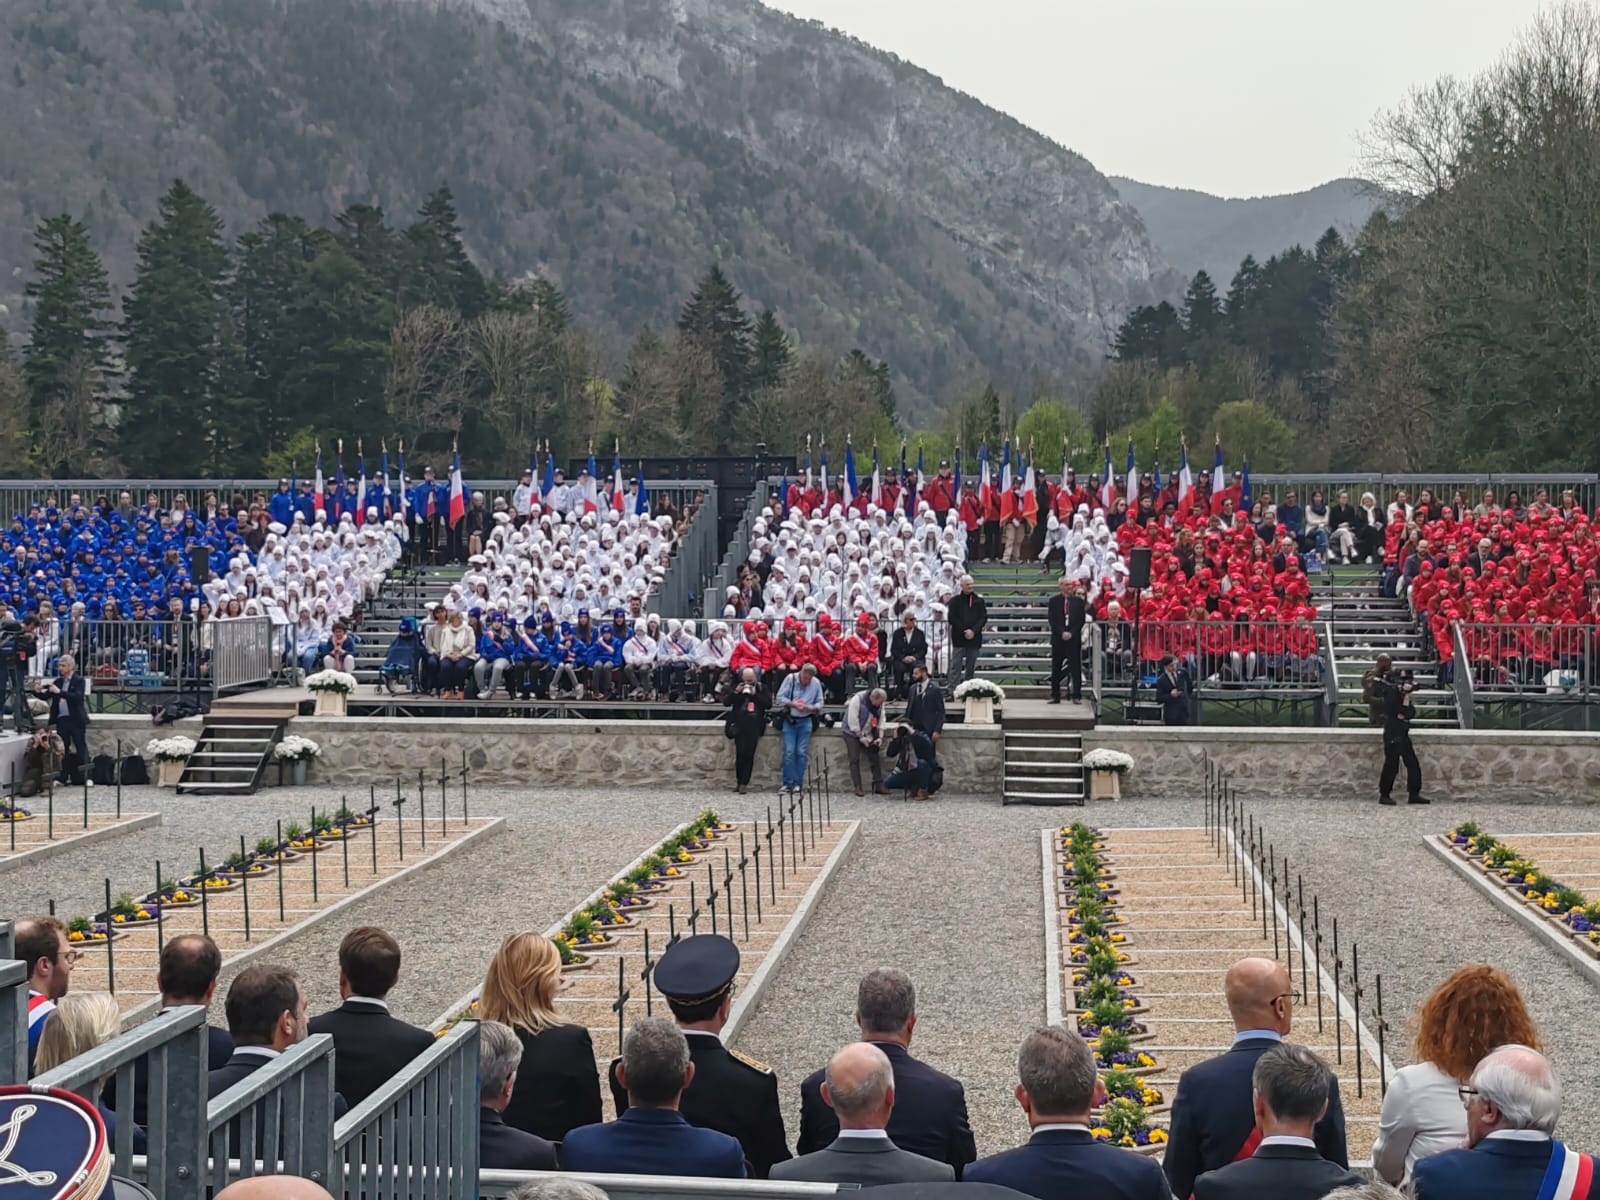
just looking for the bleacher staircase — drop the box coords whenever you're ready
[176,707,289,795]
[968,562,1053,698]
[1320,565,1459,728]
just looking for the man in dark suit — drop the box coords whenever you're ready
[476,1020,557,1170]
[773,1042,952,1185]
[905,663,945,746]
[1194,1043,1361,1200]
[889,615,928,699]
[1413,1045,1582,1200]
[965,1023,1169,1200]
[209,964,348,1138]
[1164,958,1347,1200]
[44,653,88,785]
[1155,653,1190,725]
[609,934,790,1177]
[1047,577,1086,703]
[307,926,435,1106]
[114,934,233,1125]
[566,1016,745,1178]
[797,967,974,1177]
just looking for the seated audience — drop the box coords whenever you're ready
[562,1017,746,1178]
[33,991,147,1152]
[477,931,602,1142]
[1194,1043,1361,1200]
[797,967,974,1175]
[307,926,435,1107]
[1373,964,1540,1186]
[773,1042,953,1185]
[1411,1045,1574,1200]
[476,1020,558,1170]
[964,1023,1169,1200]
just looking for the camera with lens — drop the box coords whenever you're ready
[0,619,36,663]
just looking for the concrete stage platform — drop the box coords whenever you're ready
[0,732,28,789]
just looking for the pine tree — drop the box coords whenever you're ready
[229,214,322,461]
[750,309,791,391]
[0,330,34,474]
[404,184,486,317]
[677,265,753,442]
[22,214,113,436]
[844,349,894,418]
[1181,271,1222,336]
[121,180,232,475]
[336,203,402,303]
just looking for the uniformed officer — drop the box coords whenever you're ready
[609,933,791,1177]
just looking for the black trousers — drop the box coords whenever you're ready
[1050,635,1082,701]
[1380,731,1422,799]
[55,718,87,783]
[734,733,761,786]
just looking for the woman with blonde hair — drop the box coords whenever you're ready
[477,932,601,1142]
[1371,964,1539,1184]
[34,991,147,1151]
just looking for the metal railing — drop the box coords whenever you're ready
[29,1006,209,1199]
[1451,622,1476,729]
[1321,621,1340,718]
[1100,619,1324,689]
[706,482,772,622]
[211,616,278,693]
[655,485,720,618]
[332,1021,479,1198]
[1452,621,1594,698]
[1247,473,1600,513]
[27,617,279,706]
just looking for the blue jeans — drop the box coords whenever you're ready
[782,718,813,789]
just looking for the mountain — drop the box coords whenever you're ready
[0,0,1179,417]
[1108,177,1384,284]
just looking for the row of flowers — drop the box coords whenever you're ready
[145,734,324,764]
[1447,822,1600,949]
[1059,822,1167,1152]
[60,806,376,940]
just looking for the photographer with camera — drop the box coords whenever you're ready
[1378,664,1427,806]
[0,618,39,734]
[722,667,769,795]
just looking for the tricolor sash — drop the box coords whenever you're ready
[1539,1141,1595,1200]
[1187,1127,1262,1200]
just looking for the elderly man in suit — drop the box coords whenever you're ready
[307,926,435,1106]
[476,1020,557,1170]
[1195,1043,1362,1200]
[564,1017,745,1178]
[965,1023,1169,1200]
[1412,1045,1588,1200]
[772,1043,952,1185]
[44,653,89,786]
[797,968,975,1176]
[1165,958,1347,1199]
[1047,577,1087,703]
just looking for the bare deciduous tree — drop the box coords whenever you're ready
[384,305,468,440]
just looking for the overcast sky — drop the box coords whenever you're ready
[767,0,1548,197]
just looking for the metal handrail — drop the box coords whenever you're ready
[655,484,720,619]
[204,1034,337,1193]
[1451,621,1475,729]
[1322,621,1340,725]
[32,1006,209,1200]
[707,484,771,621]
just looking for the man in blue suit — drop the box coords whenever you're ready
[796,967,975,1176]
[1165,958,1347,1199]
[1193,1043,1361,1200]
[562,1016,745,1178]
[965,1024,1169,1200]
[1413,1045,1589,1200]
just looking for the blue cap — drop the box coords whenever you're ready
[540,613,554,624]
[524,616,540,629]
[654,934,740,1004]
[0,1085,112,1199]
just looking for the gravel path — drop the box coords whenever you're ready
[5,768,1599,1156]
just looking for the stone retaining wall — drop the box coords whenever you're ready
[1083,727,1600,803]
[89,716,1006,793]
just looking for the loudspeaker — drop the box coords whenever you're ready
[1129,546,1151,590]
[189,547,210,585]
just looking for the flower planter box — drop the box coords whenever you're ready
[567,936,620,952]
[313,690,349,717]
[1,811,34,823]
[561,956,595,973]
[1088,769,1122,801]
[156,759,186,788]
[150,895,200,910]
[1070,1001,1149,1017]
[963,695,996,724]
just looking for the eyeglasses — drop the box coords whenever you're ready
[1272,990,1303,1006]
[1458,1086,1480,1106]
[60,950,83,966]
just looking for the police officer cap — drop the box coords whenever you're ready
[653,933,740,1004]
[0,1085,112,1200]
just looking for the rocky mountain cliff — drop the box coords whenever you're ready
[1,0,1178,414]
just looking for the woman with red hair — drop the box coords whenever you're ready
[1372,964,1539,1186]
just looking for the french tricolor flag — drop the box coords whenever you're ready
[313,446,326,517]
[611,449,626,513]
[448,448,465,527]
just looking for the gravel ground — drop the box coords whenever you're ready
[5,774,1599,1155]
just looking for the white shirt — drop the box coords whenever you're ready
[1030,1123,1091,1136]
[1372,1060,1469,1184]
[234,1045,280,1060]
[1259,1135,1316,1149]
[1485,1130,1551,1142]
[836,1129,891,1140]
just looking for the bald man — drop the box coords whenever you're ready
[771,1043,952,1186]
[1163,958,1347,1199]
[215,1177,335,1200]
